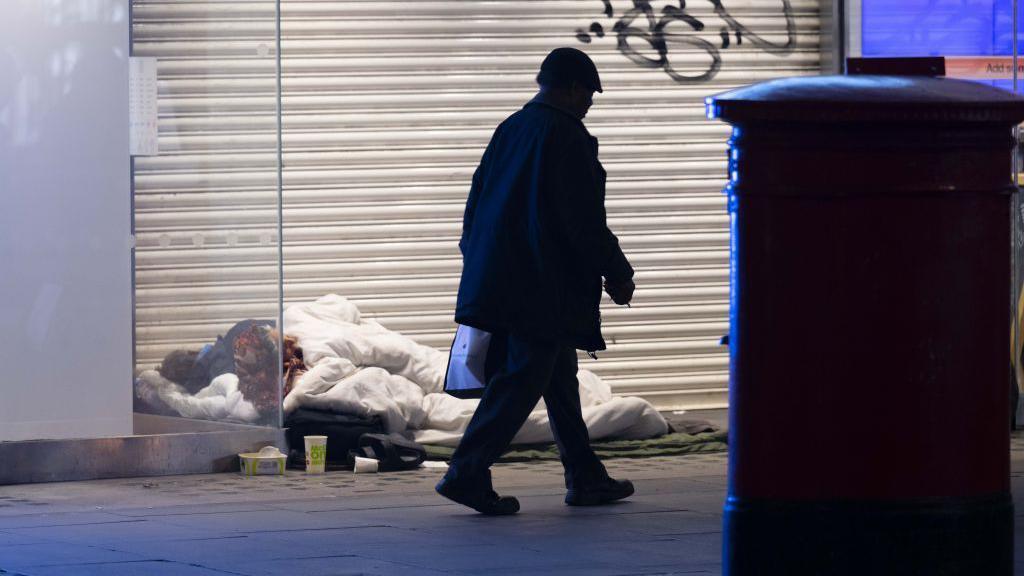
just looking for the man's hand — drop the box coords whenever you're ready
[604,277,635,306]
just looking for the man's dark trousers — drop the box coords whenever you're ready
[445,332,608,490]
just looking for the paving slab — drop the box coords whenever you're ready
[0,542,153,570]
[0,532,49,548]
[16,560,242,576]
[0,512,135,530]
[230,555,454,576]
[5,519,222,547]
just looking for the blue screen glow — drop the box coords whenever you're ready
[862,0,1019,57]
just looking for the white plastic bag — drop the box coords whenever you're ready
[443,324,491,399]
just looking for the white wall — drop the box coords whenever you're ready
[0,0,132,440]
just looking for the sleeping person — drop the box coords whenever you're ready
[136,320,307,422]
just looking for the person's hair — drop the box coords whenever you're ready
[536,71,576,92]
[157,349,200,385]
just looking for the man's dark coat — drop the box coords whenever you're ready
[455,97,633,352]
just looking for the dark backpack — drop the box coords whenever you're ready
[284,408,385,470]
[348,433,427,472]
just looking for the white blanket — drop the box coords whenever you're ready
[136,295,669,445]
[135,371,260,423]
[284,295,668,446]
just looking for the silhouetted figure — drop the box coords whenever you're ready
[436,48,636,515]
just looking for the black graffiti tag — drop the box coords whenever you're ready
[709,0,796,54]
[618,0,721,83]
[576,0,797,84]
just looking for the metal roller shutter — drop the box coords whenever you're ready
[132,0,821,410]
[131,0,283,376]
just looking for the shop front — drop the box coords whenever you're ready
[18,0,1023,483]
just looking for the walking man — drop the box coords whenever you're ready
[436,48,636,515]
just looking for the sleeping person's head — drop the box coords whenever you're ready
[157,349,200,385]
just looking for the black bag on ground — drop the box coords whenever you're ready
[284,408,385,470]
[348,433,427,472]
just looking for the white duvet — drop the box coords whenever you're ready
[139,295,669,446]
[136,371,260,423]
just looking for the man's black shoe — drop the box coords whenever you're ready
[565,477,635,506]
[436,477,520,515]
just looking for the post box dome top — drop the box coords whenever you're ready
[708,75,1024,125]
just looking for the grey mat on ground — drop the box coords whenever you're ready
[424,429,728,462]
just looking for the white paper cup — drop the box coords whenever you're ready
[353,456,379,474]
[304,435,328,474]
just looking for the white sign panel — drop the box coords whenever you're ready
[129,57,158,156]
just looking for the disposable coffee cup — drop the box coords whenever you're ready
[304,435,328,474]
[353,456,379,474]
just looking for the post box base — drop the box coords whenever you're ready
[723,494,1013,575]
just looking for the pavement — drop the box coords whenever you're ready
[1,428,1023,575]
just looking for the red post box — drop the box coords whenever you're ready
[708,76,1024,575]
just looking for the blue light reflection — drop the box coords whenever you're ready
[863,0,1021,57]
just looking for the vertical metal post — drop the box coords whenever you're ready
[819,0,846,74]
[844,0,862,62]
[275,0,286,430]
[128,0,138,415]
[1014,0,1022,428]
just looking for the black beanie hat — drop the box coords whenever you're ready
[537,47,603,93]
